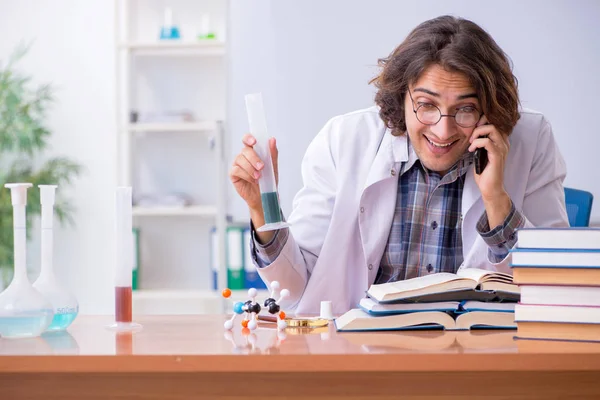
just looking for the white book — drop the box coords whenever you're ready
[520,285,600,307]
[517,227,600,250]
[510,249,600,267]
[515,304,600,324]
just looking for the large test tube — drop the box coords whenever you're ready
[245,93,291,232]
[108,187,142,332]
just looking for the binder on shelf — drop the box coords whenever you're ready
[210,227,219,291]
[132,228,140,290]
[226,225,245,290]
[243,227,267,289]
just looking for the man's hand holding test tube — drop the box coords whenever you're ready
[229,93,290,243]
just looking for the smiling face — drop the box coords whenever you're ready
[405,64,482,175]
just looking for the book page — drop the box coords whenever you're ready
[457,268,512,284]
[335,308,456,331]
[454,311,516,330]
[373,272,467,293]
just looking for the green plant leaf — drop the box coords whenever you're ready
[0,44,82,272]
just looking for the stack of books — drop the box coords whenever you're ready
[512,228,600,343]
[335,268,520,332]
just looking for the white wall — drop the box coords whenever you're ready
[1,0,598,314]
[0,0,117,313]
[228,0,600,223]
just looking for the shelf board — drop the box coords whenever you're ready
[133,289,269,301]
[120,41,226,56]
[132,205,217,217]
[132,289,271,315]
[128,121,219,133]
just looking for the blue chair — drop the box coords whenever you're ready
[564,187,594,227]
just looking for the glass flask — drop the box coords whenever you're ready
[33,185,79,331]
[0,183,54,339]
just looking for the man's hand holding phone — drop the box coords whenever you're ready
[468,116,513,228]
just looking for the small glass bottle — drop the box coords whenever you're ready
[33,185,79,331]
[0,183,54,339]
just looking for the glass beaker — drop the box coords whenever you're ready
[33,185,79,331]
[245,93,291,232]
[0,183,54,339]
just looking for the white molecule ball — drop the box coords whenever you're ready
[224,320,233,330]
[279,289,290,299]
[248,288,258,298]
[248,319,258,331]
[270,281,280,290]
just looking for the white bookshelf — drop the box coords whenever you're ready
[132,205,217,217]
[128,121,219,133]
[115,0,229,311]
[120,41,226,57]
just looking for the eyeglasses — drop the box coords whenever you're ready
[408,90,482,128]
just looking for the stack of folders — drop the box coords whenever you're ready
[210,225,268,291]
[335,268,519,332]
[512,228,600,343]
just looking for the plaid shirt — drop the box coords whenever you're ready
[252,146,524,283]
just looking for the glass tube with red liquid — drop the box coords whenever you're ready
[108,187,142,332]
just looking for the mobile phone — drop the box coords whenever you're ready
[474,135,488,175]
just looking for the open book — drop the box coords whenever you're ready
[342,330,516,353]
[366,268,519,303]
[335,306,516,332]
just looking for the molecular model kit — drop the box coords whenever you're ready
[222,281,290,331]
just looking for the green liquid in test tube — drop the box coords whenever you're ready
[245,93,291,232]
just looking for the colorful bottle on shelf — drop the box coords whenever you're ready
[159,7,181,40]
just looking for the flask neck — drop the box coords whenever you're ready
[40,227,54,275]
[12,205,28,281]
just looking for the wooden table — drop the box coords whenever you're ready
[2,315,600,399]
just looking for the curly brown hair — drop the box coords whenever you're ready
[371,15,520,136]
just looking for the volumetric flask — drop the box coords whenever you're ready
[0,183,53,339]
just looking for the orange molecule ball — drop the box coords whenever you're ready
[241,327,251,336]
[222,288,231,298]
[279,311,286,320]
[241,320,249,328]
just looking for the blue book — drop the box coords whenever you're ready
[359,297,460,316]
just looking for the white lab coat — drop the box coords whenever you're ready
[256,106,569,315]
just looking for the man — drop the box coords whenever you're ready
[229,15,569,314]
